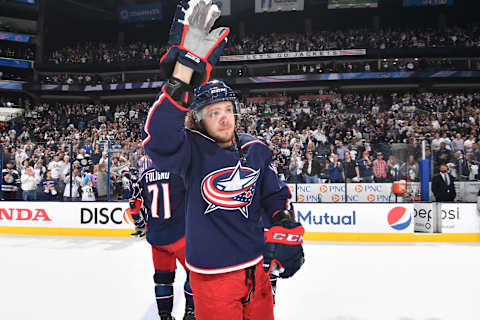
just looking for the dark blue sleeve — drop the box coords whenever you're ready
[142,87,192,179]
[260,163,293,226]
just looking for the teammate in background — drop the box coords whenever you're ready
[142,1,305,319]
[121,168,138,200]
[127,167,195,320]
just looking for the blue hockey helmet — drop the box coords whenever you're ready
[191,80,239,122]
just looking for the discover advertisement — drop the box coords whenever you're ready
[0,202,132,230]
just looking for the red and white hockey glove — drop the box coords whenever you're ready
[264,210,305,279]
[161,0,229,86]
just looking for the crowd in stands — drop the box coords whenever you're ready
[40,73,122,85]
[46,41,167,65]
[2,90,480,201]
[0,43,35,60]
[37,57,468,86]
[44,25,480,66]
[224,25,480,55]
[1,100,150,201]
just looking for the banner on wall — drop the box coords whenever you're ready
[118,3,163,23]
[328,0,378,9]
[220,49,366,62]
[403,0,453,7]
[0,32,30,43]
[255,0,304,12]
[293,202,414,233]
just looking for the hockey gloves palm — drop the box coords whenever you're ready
[161,0,229,86]
[264,210,305,278]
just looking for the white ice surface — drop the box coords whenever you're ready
[0,235,479,320]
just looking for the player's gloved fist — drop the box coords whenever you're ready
[161,0,229,86]
[264,210,305,278]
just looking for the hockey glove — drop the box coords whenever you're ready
[160,0,229,86]
[264,210,305,279]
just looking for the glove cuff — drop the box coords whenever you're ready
[160,46,210,87]
[164,77,193,108]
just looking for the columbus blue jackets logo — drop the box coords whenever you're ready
[201,161,261,218]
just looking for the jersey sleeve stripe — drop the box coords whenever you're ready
[241,140,265,150]
[142,93,166,147]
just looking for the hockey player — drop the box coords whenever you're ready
[142,1,305,319]
[127,167,195,320]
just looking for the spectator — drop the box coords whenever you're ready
[399,155,419,182]
[432,164,456,202]
[342,151,357,182]
[81,178,96,201]
[20,166,41,200]
[302,152,321,183]
[356,151,373,182]
[373,152,387,183]
[328,154,344,183]
[96,163,109,201]
[63,168,82,201]
[2,161,20,200]
[41,170,58,200]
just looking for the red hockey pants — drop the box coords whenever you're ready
[190,260,274,320]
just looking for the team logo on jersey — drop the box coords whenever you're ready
[201,161,261,218]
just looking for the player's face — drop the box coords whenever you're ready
[202,101,235,147]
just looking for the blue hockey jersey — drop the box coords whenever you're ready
[133,167,186,246]
[142,88,292,274]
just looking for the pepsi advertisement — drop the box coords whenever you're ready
[0,32,30,43]
[15,0,36,3]
[403,0,453,7]
[118,3,163,24]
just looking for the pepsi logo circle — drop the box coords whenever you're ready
[387,206,412,230]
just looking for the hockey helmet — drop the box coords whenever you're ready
[191,80,239,122]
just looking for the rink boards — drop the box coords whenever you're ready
[0,201,479,242]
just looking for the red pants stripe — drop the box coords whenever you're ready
[190,260,274,320]
[151,236,187,271]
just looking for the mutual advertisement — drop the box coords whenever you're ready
[0,32,30,43]
[214,0,231,16]
[438,203,480,234]
[255,0,304,12]
[0,202,132,229]
[118,3,162,24]
[293,203,414,233]
[220,49,366,62]
[403,0,453,7]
